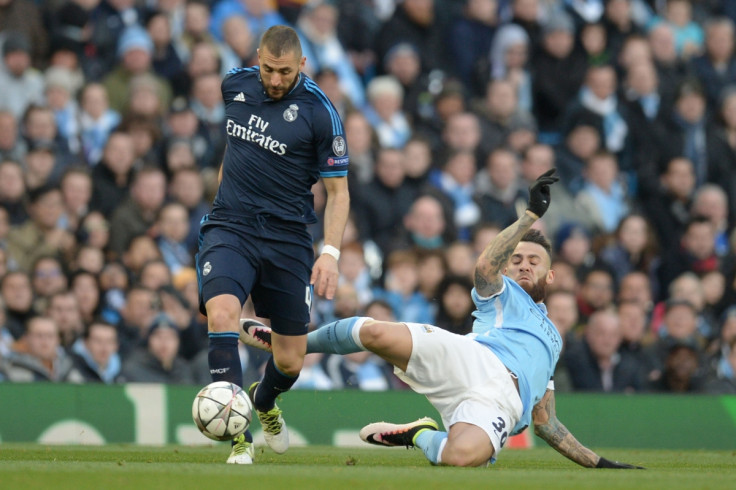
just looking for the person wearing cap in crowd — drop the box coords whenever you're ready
[102,24,172,114]
[0,32,44,120]
[121,312,195,384]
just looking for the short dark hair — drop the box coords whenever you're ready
[260,25,302,58]
[521,229,552,259]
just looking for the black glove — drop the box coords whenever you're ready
[526,168,559,218]
[596,457,645,469]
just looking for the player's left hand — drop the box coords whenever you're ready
[311,253,339,300]
[596,457,645,469]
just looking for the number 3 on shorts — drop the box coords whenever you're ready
[492,417,508,447]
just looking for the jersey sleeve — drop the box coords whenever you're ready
[306,83,349,178]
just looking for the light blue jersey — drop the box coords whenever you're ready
[470,276,562,434]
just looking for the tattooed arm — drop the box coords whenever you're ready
[532,389,600,467]
[474,211,538,297]
[532,389,644,468]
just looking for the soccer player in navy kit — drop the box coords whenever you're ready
[196,25,350,464]
[242,170,642,469]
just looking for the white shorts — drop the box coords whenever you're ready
[394,323,523,456]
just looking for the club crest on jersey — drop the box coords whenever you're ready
[283,104,299,122]
[203,261,212,276]
[332,136,346,156]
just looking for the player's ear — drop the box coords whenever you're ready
[545,269,555,285]
[299,56,307,71]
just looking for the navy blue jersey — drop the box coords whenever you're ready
[213,67,348,225]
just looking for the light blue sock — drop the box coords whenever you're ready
[306,317,367,354]
[415,430,447,465]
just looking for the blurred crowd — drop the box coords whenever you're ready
[1,0,736,395]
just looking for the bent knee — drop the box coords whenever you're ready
[207,308,239,333]
[359,320,394,350]
[273,354,305,377]
[442,441,490,467]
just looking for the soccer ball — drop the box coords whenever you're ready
[192,381,253,441]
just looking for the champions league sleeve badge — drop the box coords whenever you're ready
[332,136,346,156]
[283,104,299,122]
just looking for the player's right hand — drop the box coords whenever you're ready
[595,457,645,469]
[526,168,559,219]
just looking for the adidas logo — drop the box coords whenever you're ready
[234,92,246,102]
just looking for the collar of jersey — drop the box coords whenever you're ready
[258,72,302,101]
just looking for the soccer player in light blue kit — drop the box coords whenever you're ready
[241,169,642,468]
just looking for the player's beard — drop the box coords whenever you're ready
[519,276,548,303]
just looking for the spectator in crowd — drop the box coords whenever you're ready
[646,297,707,387]
[704,336,736,394]
[355,147,416,255]
[3,316,84,383]
[576,266,616,322]
[343,110,377,186]
[554,222,597,280]
[476,148,526,228]
[373,248,433,325]
[90,131,137,217]
[575,150,630,233]
[121,313,194,384]
[219,15,258,72]
[22,105,74,169]
[429,149,480,240]
[706,86,736,227]
[6,185,75,273]
[415,248,447,304]
[691,183,730,256]
[658,215,719,293]
[641,156,695,248]
[108,166,167,258]
[31,256,68,302]
[531,12,587,140]
[690,16,736,112]
[70,270,102,327]
[146,9,184,83]
[602,0,643,61]
[565,309,644,392]
[648,0,704,60]
[56,168,93,238]
[296,1,365,108]
[44,66,81,156]
[648,22,690,110]
[434,275,474,335]
[555,122,602,195]
[138,259,173,292]
[545,288,579,392]
[399,193,454,253]
[617,270,656,316]
[46,290,83,350]
[0,159,28,226]
[363,75,411,149]
[0,32,44,120]
[156,202,192,275]
[617,298,653,364]
[209,0,288,44]
[78,83,121,166]
[71,320,124,384]
[598,212,660,288]
[0,110,26,163]
[103,24,172,114]
[449,0,498,96]
[374,0,451,77]
[0,270,34,341]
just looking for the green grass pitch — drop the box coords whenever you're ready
[1,444,734,490]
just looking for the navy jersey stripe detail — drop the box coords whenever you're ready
[226,66,258,76]
[320,171,348,177]
[304,79,342,136]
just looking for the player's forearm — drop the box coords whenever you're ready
[474,211,537,296]
[322,181,350,249]
[534,417,600,468]
[532,390,600,468]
